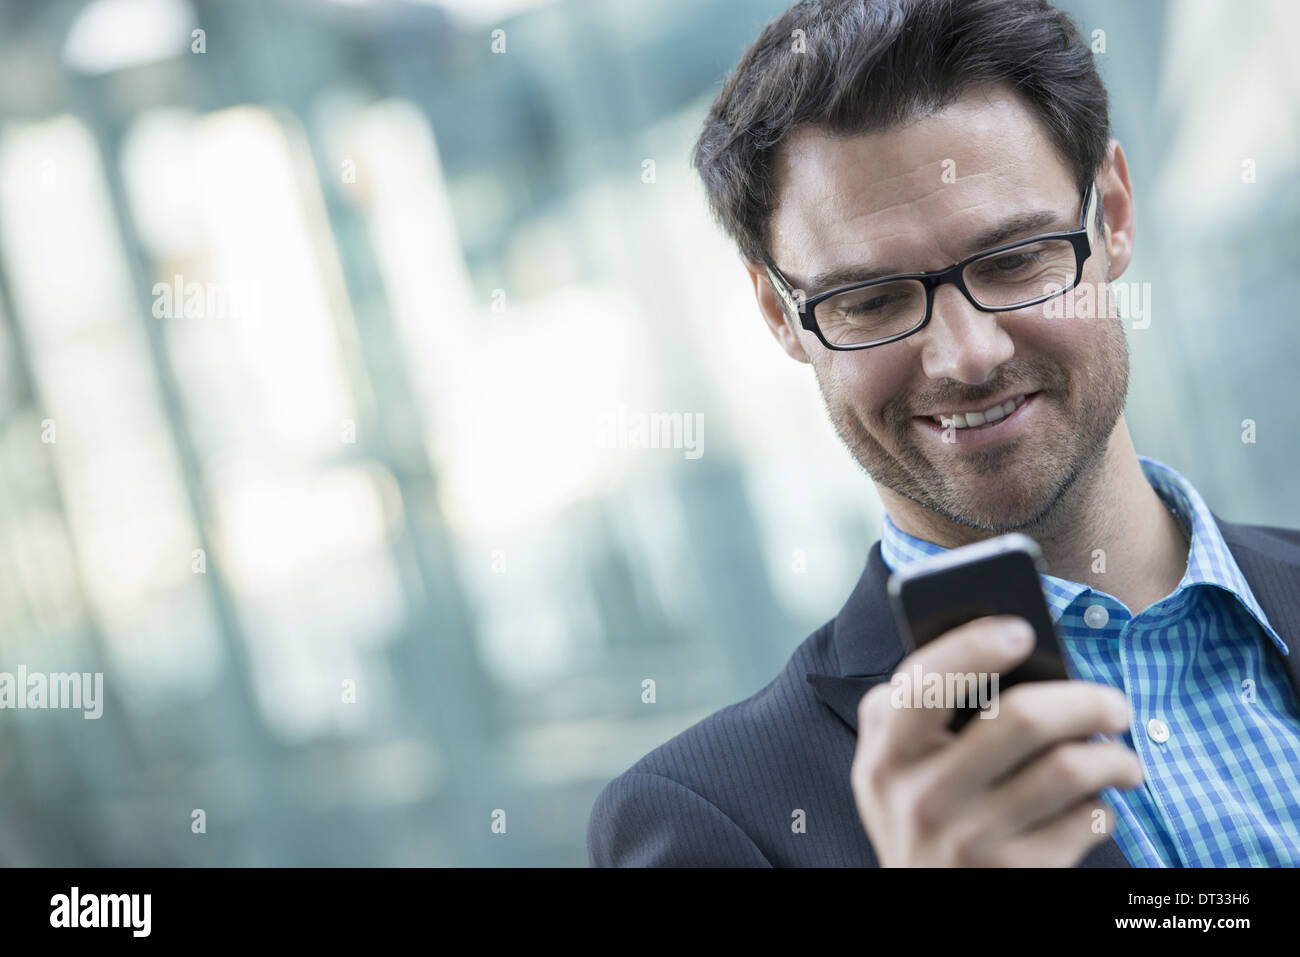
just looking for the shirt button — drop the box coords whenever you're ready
[1083,603,1110,628]
[1146,718,1170,744]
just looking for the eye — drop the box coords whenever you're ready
[847,292,902,314]
[988,252,1039,272]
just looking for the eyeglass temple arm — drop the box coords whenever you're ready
[763,263,806,319]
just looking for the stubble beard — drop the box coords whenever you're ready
[820,314,1130,536]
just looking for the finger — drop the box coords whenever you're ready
[967,739,1143,842]
[997,795,1119,867]
[874,614,1038,761]
[928,679,1131,795]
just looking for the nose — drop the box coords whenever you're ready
[916,283,1015,384]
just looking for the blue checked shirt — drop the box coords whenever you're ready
[879,456,1300,866]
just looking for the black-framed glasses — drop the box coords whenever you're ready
[764,183,1098,351]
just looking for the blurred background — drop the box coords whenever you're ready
[0,0,1296,865]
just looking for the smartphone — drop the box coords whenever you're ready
[886,533,1069,731]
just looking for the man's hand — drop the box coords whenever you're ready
[850,615,1143,866]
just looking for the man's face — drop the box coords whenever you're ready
[751,84,1132,533]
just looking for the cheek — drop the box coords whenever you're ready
[1038,312,1110,361]
[816,352,909,425]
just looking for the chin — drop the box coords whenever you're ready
[948,469,1076,532]
[952,502,1049,534]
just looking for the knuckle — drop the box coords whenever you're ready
[997,689,1040,734]
[850,749,878,793]
[851,742,890,799]
[1051,744,1093,790]
[950,831,993,867]
[905,780,942,836]
[860,683,890,723]
[946,814,991,867]
[855,690,893,758]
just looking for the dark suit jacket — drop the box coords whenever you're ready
[588,516,1300,866]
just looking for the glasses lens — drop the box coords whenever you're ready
[963,239,1079,308]
[816,279,926,346]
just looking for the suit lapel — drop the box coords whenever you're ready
[803,541,908,728]
[805,672,894,732]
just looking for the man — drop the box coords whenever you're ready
[587,0,1300,866]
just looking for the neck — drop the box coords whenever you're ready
[881,418,1190,616]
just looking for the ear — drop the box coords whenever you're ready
[1096,138,1136,280]
[741,257,812,364]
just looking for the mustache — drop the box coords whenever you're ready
[889,365,1067,426]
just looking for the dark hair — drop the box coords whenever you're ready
[692,0,1110,265]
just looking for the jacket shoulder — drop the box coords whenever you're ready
[586,770,773,866]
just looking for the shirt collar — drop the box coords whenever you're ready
[878,455,1288,654]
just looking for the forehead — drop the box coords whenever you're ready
[767,85,1078,281]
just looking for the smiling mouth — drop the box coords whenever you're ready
[910,391,1044,444]
[928,393,1033,430]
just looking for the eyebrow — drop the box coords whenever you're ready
[803,207,1067,293]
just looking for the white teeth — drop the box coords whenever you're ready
[933,394,1028,430]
